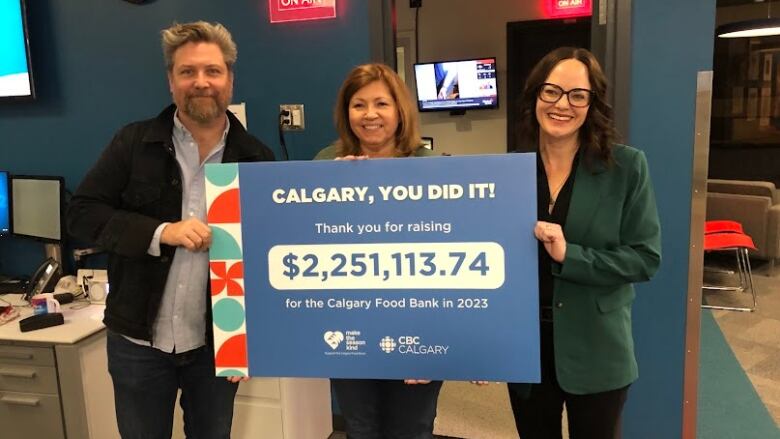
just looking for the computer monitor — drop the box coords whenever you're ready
[11,175,65,243]
[0,171,9,237]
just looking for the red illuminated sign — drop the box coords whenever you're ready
[269,0,337,23]
[544,0,592,19]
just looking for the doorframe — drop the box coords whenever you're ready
[590,0,633,142]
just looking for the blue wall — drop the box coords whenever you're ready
[0,0,371,275]
[625,0,715,437]
[1,1,722,434]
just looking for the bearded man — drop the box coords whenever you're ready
[67,21,274,439]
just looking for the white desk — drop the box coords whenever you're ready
[0,295,106,343]
[0,296,118,439]
[0,295,333,439]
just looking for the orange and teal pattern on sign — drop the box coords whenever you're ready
[205,163,248,377]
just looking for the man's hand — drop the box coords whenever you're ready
[160,218,212,251]
[403,379,432,385]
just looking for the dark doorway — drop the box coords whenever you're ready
[708,33,780,186]
[506,18,591,152]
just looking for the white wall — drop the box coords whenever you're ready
[396,0,544,155]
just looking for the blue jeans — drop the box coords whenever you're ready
[332,378,443,439]
[106,330,239,439]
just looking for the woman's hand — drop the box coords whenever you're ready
[225,376,250,383]
[404,379,432,385]
[534,221,567,263]
[335,155,368,161]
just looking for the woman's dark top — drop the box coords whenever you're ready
[536,152,579,319]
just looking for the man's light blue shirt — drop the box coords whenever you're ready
[126,111,227,353]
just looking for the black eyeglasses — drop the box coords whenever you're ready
[537,83,594,108]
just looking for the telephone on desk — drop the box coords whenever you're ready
[0,257,61,297]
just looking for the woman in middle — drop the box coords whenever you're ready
[314,63,441,438]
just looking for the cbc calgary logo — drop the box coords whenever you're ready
[379,336,397,353]
[379,335,449,355]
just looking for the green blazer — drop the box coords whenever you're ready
[546,144,661,395]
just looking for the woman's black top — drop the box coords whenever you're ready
[536,152,579,317]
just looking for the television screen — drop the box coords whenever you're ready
[0,171,9,236]
[414,58,498,112]
[0,0,35,99]
[11,175,64,243]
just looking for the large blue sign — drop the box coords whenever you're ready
[206,154,540,382]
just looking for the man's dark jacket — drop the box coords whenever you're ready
[67,104,275,341]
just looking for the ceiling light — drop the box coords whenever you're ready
[717,18,780,38]
[717,0,780,38]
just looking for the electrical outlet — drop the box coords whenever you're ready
[280,104,305,130]
[228,102,247,129]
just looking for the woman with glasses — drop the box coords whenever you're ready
[506,47,662,438]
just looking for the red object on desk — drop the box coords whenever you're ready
[0,306,20,325]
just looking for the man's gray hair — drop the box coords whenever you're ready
[161,21,237,71]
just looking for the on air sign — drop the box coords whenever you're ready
[545,0,592,18]
[269,0,337,23]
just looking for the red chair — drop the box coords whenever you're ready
[702,231,758,312]
[705,220,744,235]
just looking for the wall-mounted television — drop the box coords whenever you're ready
[414,57,498,113]
[0,0,35,100]
[11,175,64,243]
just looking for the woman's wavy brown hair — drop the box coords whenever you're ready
[517,47,618,168]
[334,63,422,157]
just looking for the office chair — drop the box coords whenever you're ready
[702,225,758,312]
[704,219,743,235]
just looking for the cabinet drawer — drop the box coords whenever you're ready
[0,364,59,394]
[0,391,65,439]
[0,345,55,366]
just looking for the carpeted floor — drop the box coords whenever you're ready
[329,262,780,439]
[704,260,780,434]
[698,309,778,438]
[425,261,780,439]
[433,381,519,438]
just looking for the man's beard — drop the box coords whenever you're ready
[183,92,229,124]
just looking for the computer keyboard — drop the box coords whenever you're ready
[0,279,27,294]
